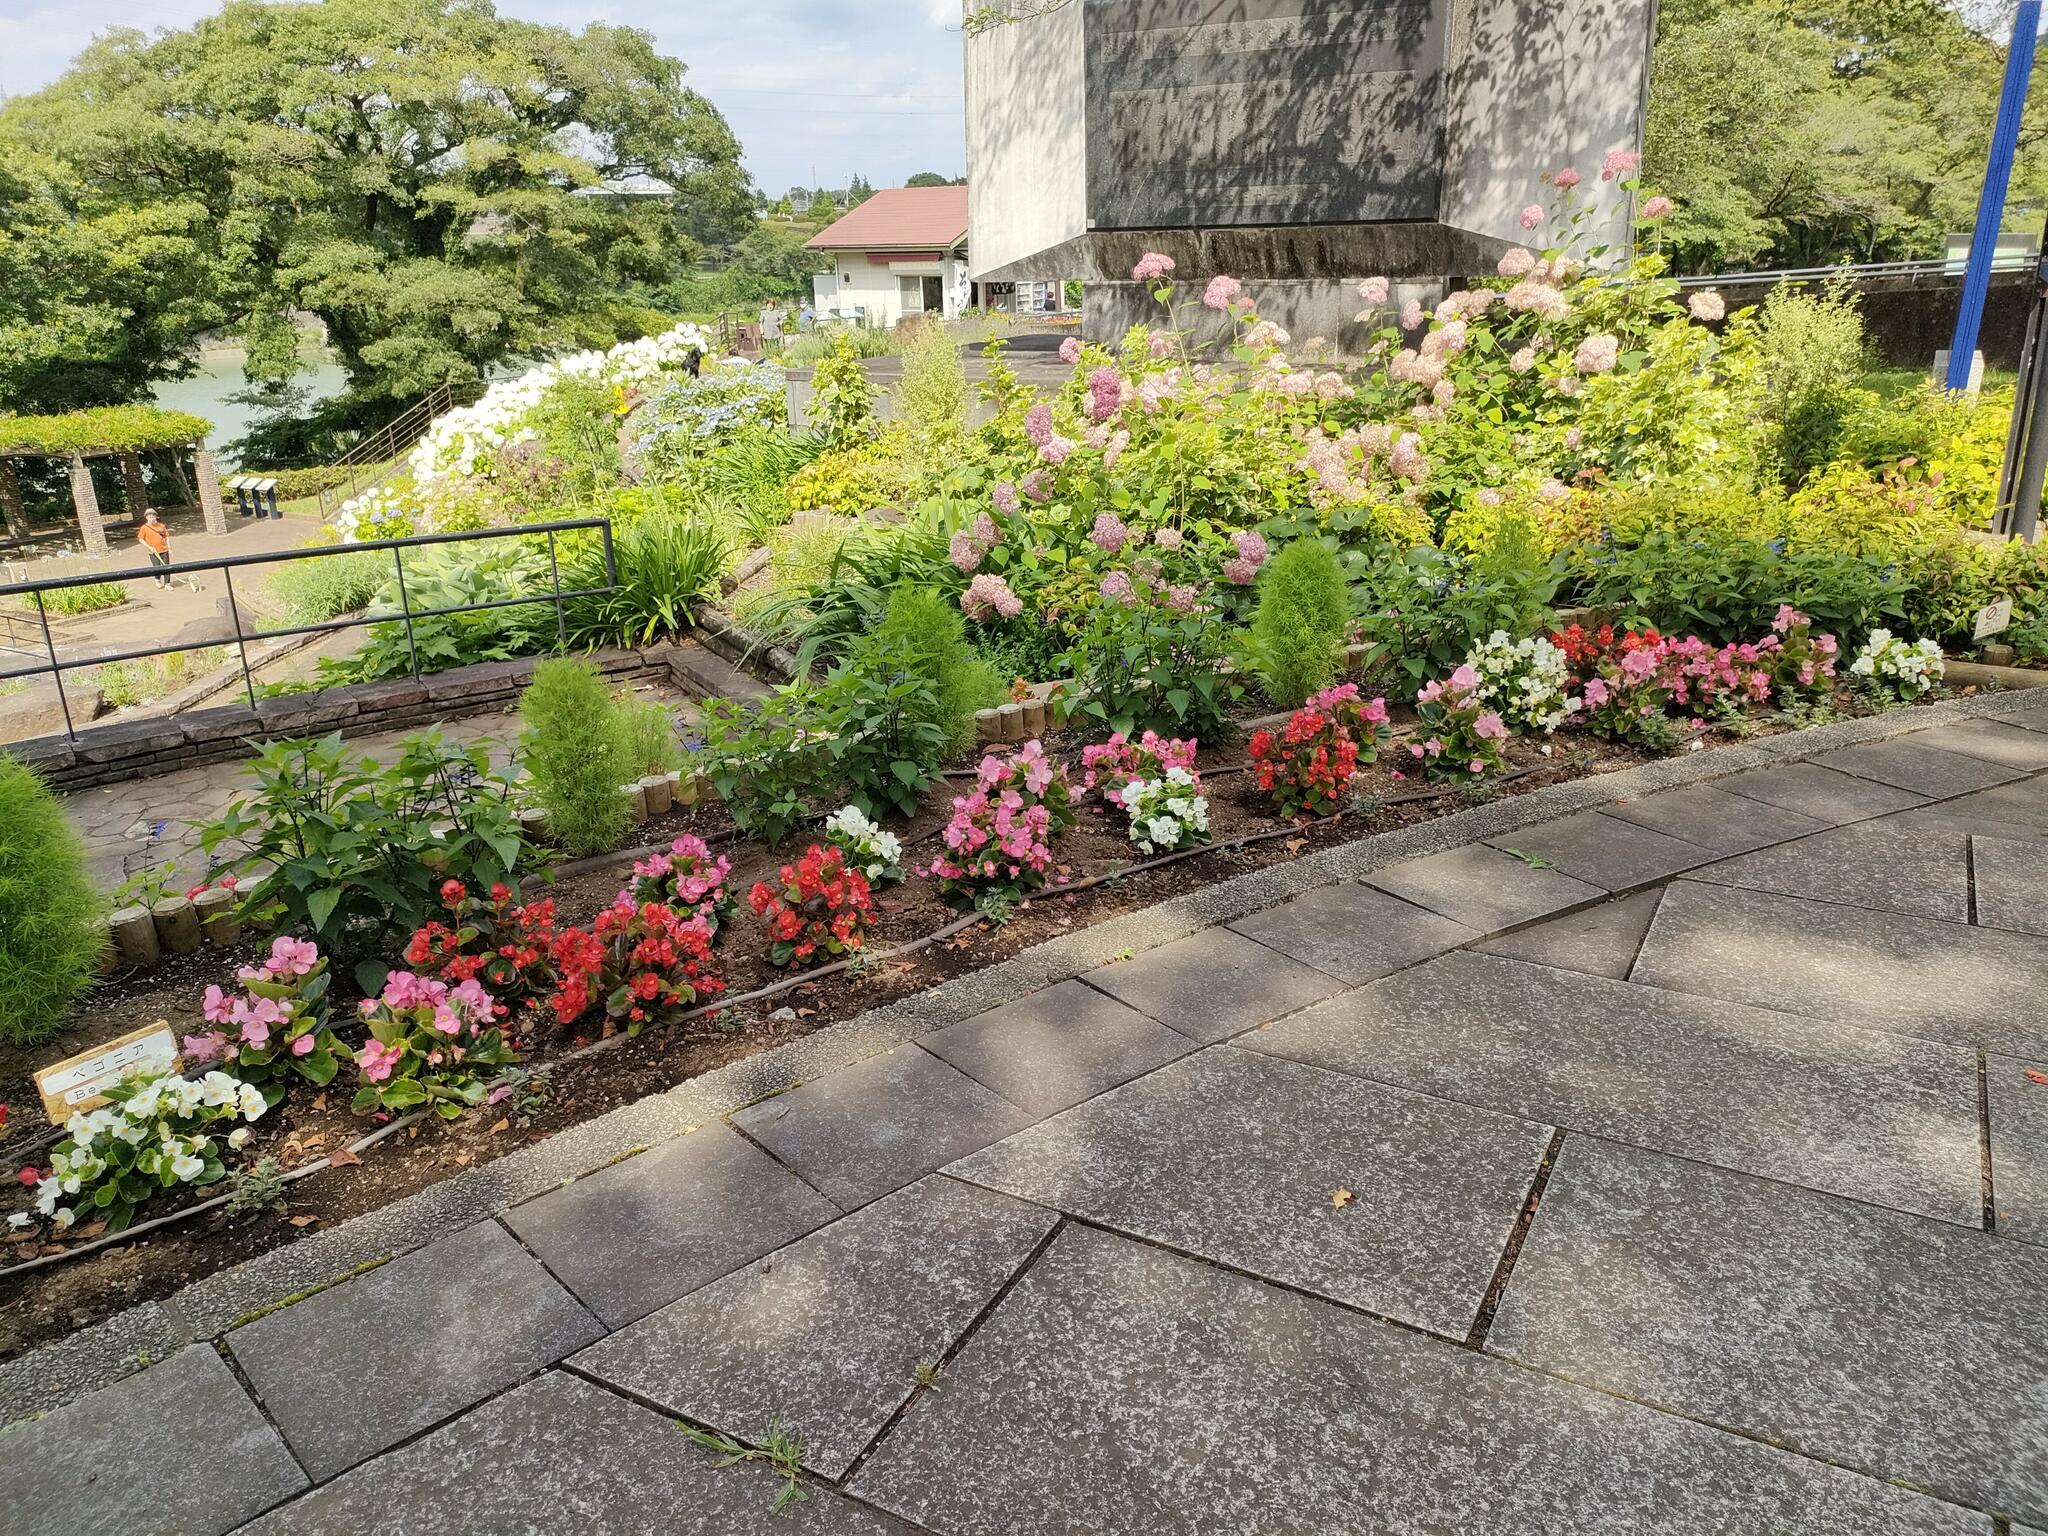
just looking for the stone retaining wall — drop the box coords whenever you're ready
[10,646,684,792]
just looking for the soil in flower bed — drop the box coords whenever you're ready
[0,693,1936,1359]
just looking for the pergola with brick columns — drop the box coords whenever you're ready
[0,407,225,557]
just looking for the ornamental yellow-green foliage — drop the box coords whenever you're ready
[810,333,879,449]
[0,753,106,1045]
[0,406,212,455]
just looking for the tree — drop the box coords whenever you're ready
[0,0,750,436]
[812,190,842,221]
[905,171,965,188]
[847,174,875,204]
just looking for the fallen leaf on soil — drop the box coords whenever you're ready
[299,1132,326,1150]
[2027,1070,2048,1087]
[1283,838,1307,857]
[288,1216,318,1228]
[309,1094,327,1113]
[796,1007,816,1018]
[327,1147,362,1169]
[69,1220,105,1240]
[487,1119,511,1136]
[1331,1188,1354,1209]
[451,1153,472,1167]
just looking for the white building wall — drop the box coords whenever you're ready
[818,251,970,324]
[964,0,1088,281]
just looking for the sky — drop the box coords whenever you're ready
[0,0,971,196]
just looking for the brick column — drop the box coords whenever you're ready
[120,452,150,523]
[0,458,26,539]
[192,441,227,535]
[69,454,108,557]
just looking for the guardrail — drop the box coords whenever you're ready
[1672,254,2040,288]
[0,519,617,743]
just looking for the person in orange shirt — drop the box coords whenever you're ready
[138,510,171,588]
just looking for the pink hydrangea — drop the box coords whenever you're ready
[1103,428,1131,470]
[949,530,985,573]
[1552,167,1583,189]
[1357,275,1389,305]
[1390,432,1428,483]
[1688,290,1726,322]
[1024,402,1055,448]
[1091,511,1130,553]
[1040,434,1075,466]
[1203,275,1243,310]
[1231,530,1267,569]
[992,480,1021,515]
[1509,345,1537,374]
[1399,298,1425,330]
[1132,251,1175,282]
[1574,333,1620,374]
[1086,366,1126,421]
[1505,280,1570,322]
[1153,526,1183,550]
[1099,570,1137,605]
[1520,204,1544,231]
[1497,247,1536,277]
[1147,330,1174,359]
[1058,336,1081,364]
[1641,194,1674,219]
[961,573,1023,622]
[1601,147,1642,181]
[1020,469,1053,503]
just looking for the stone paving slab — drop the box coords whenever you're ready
[1079,926,1346,1043]
[1988,1053,2048,1245]
[1888,778,2048,841]
[1600,782,1832,853]
[238,1370,915,1535]
[574,1175,1056,1478]
[1908,718,2048,771]
[227,1217,602,1482]
[1712,759,1931,824]
[1488,1137,2048,1525]
[1242,951,1982,1224]
[1972,834,2048,936]
[1632,879,2048,1057]
[731,1046,1035,1211]
[1361,842,1604,933]
[1686,821,1971,921]
[849,1223,1985,1536]
[1482,810,1716,890]
[0,1345,304,1536]
[947,1047,1549,1337]
[918,978,1195,1116]
[503,1122,839,1329]
[1813,736,2026,798]
[1473,888,1663,979]
[1226,882,1477,985]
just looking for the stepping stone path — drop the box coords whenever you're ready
[14,709,2048,1533]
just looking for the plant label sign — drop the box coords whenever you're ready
[33,1024,180,1125]
[1975,598,2014,642]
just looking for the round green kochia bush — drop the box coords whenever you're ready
[0,752,105,1044]
[1248,537,1351,708]
[519,659,631,857]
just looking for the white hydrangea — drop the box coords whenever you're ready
[1118,769,1210,854]
[1462,629,1579,733]
[822,804,904,884]
[1849,629,1944,701]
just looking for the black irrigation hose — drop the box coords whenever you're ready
[0,755,1573,1277]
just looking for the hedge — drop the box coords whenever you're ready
[0,405,213,456]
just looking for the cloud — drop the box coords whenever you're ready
[0,0,967,193]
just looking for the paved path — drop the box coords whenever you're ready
[11,702,2048,1533]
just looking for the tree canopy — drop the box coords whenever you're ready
[1646,0,2048,271]
[0,0,749,437]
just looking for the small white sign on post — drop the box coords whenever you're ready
[32,1024,180,1125]
[1975,598,2015,642]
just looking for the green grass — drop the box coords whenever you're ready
[1859,365,2018,400]
[12,581,129,617]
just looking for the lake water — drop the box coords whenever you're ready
[150,349,348,469]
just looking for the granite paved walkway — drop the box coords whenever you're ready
[11,698,2048,1533]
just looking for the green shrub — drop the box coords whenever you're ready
[810,333,878,449]
[267,549,385,625]
[858,587,1001,752]
[698,691,825,845]
[564,513,726,648]
[21,581,127,617]
[613,696,684,778]
[1248,538,1351,707]
[197,731,527,996]
[0,753,105,1044]
[519,659,632,856]
[892,323,971,460]
[1575,530,1906,644]
[323,544,555,684]
[1355,546,1563,691]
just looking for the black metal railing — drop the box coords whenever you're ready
[0,519,617,743]
[314,382,480,517]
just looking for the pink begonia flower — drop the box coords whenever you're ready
[202,984,232,1024]
[290,1033,316,1057]
[1509,346,1537,374]
[992,481,1021,515]
[1398,298,1425,331]
[1583,678,1609,707]
[267,936,319,977]
[1601,148,1642,181]
[1688,290,1726,322]
[359,1037,403,1084]
[1497,247,1536,277]
[1520,204,1544,230]
[1574,333,1620,375]
[1552,167,1582,189]
[1203,275,1243,310]
[183,1031,228,1064]
[1641,195,1674,219]
[1058,337,1081,364]
[1132,252,1175,282]
[1357,275,1390,304]
[1449,664,1481,692]
[1474,712,1509,742]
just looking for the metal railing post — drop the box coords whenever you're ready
[547,528,567,652]
[392,546,422,679]
[223,567,258,711]
[32,589,75,743]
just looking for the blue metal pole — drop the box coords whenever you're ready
[1950,0,2043,392]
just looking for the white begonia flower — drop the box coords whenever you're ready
[35,1182,59,1216]
[227,1126,253,1150]
[199,1073,239,1107]
[7,1212,30,1229]
[239,1085,268,1121]
[170,1152,206,1182]
[51,1207,75,1231]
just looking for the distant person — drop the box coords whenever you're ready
[138,510,172,588]
[798,302,815,333]
[759,301,784,354]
